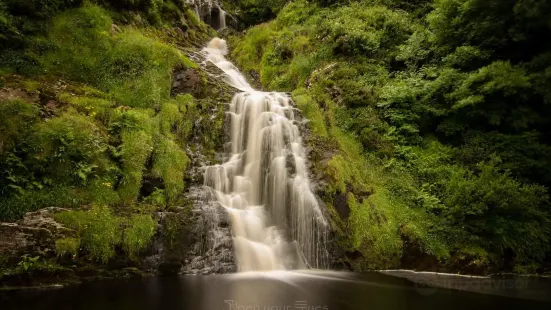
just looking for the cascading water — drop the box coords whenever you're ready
[186,0,226,30]
[218,8,226,30]
[201,38,329,272]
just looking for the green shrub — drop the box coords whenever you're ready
[45,5,187,108]
[292,89,327,137]
[0,187,83,221]
[55,237,80,258]
[152,137,189,204]
[123,214,156,258]
[59,93,115,124]
[31,111,109,185]
[55,205,122,263]
[0,100,41,198]
[0,100,40,153]
[118,129,153,203]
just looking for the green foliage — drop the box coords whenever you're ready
[292,88,328,137]
[348,193,403,269]
[55,207,157,262]
[118,129,154,203]
[0,0,208,226]
[234,0,551,272]
[55,237,80,258]
[55,205,122,263]
[0,100,40,155]
[16,255,40,272]
[152,137,189,204]
[0,100,41,197]
[44,5,187,108]
[142,188,166,206]
[0,187,81,221]
[31,111,110,185]
[59,93,115,123]
[123,214,156,258]
[439,160,550,262]
[223,0,287,26]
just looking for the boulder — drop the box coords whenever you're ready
[0,208,75,262]
[171,68,206,98]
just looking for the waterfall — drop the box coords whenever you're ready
[186,0,226,30]
[201,38,329,272]
[218,7,226,30]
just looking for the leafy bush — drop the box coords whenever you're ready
[55,237,80,258]
[152,137,189,203]
[45,5,188,108]
[122,214,156,258]
[31,111,110,185]
[118,129,153,203]
[0,187,83,221]
[55,205,122,263]
[234,0,551,272]
[0,99,40,154]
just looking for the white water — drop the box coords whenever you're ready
[201,38,329,272]
[186,0,226,30]
[218,7,226,30]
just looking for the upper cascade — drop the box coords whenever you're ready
[186,0,227,30]
[200,38,329,271]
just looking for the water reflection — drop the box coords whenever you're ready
[1,271,550,310]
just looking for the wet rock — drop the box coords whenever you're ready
[176,187,236,275]
[0,88,39,103]
[286,152,297,176]
[110,23,121,35]
[171,68,206,98]
[333,192,350,220]
[158,262,183,276]
[0,208,75,260]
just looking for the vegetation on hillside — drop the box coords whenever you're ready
[0,0,216,265]
[1,0,550,276]
[231,0,551,273]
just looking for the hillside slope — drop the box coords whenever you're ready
[229,0,551,274]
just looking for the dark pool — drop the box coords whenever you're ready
[1,271,550,310]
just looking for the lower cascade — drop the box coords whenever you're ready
[201,38,329,272]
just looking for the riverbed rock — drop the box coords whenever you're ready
[0,208,75,262]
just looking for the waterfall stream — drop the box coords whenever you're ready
[201,38,329,272]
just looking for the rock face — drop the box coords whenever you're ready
[180,187,235,275]
[0,208,75,262]
[155,49,240,275]
[148,190,235,276]
[171,68,206,98]
[186,0,227,30]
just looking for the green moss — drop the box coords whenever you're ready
[118,129,153,204]
[348,193,402,269]
[55,237,80,258]
[44,5,187,109]
[173,94,196,139]
[59,93,115,123]
[0,99,40,153]
[292,88,327,137]
[142,188,166,207]
[31,111,110,185]
[157,101,181,135]
[55,205,122,263]
[152,137,189,204]
[123,214,156,259]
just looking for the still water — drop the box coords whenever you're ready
[2,271,550,310]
